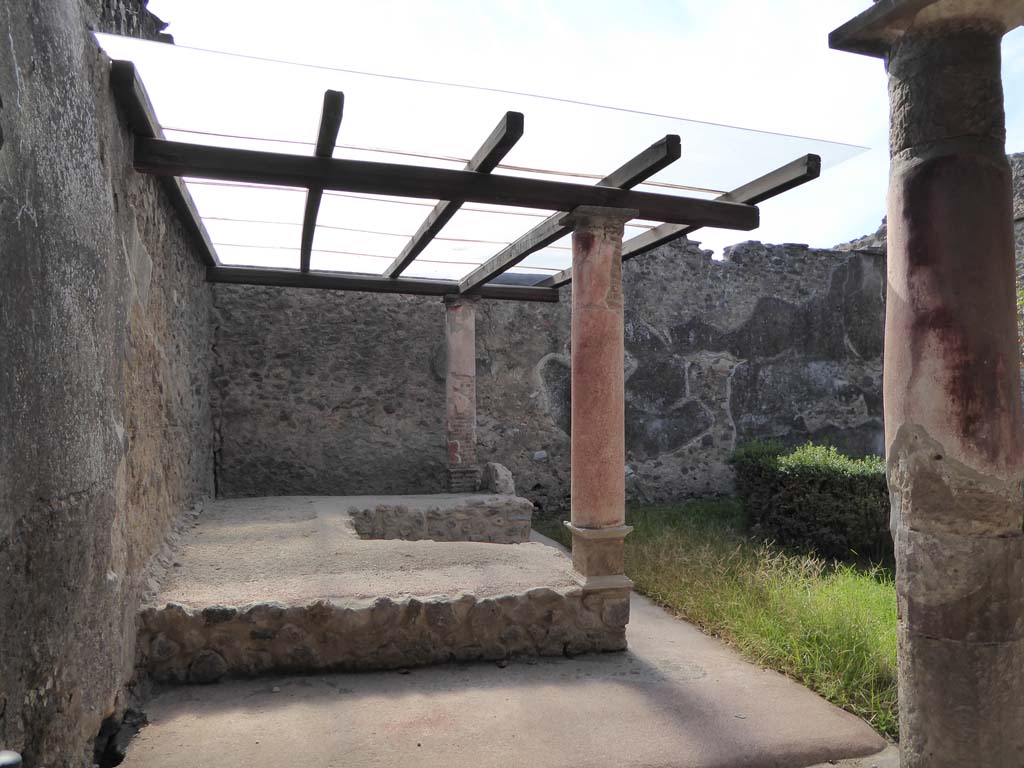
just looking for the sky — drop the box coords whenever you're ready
[109,0,1024,276]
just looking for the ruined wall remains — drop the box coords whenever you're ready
[0,1,214,764]
[213,240,886,509]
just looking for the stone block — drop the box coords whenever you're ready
[482,462,516,494]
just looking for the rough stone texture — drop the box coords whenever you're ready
[212,241,887,509]
[211,157,1024,510]
[445,295,481,492]
[0,2,214,764]
[137,496,621,681]
[481,461,516,495]
[210,287,448,497]
[1011,152,1024,221]
[140,586,628,682]
[884,20,1024,768]
[346,493,532,544]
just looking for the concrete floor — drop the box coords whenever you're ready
[126,587,888,767]
[153,496,577,607]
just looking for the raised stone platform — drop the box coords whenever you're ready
[346,492,531,543]
[139,496,627,683]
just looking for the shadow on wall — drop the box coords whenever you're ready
[212,240,887,509]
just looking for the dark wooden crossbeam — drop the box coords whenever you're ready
[539,154,821,289]
[133,138,759,230]
[458,135,682,294]
[207,266,560,302]
[299,90,344,272]
[383,111,524,279]
[109,61,218,268]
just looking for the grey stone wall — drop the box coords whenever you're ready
[0,1,213,764]
[213,240,886,510]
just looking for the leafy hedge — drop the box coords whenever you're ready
[731,441,891,563]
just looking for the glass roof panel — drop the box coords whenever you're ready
[95,32,866,283]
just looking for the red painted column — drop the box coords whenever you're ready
[831,5,1024,760]
[444,294,480,493]
[563,206,637,590]
[883,18,1024,764]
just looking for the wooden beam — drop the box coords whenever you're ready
[538,154,822,289]
[300,90,344,272]
[457,135,682,293]
[382,111,524,278]
[109,60,219,268]
[207,266,560,302]
[134,138,759,230]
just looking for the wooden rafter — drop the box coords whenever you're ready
[383,111,524,279]
[109,61,219,268]
[133,139,759,230]
[458,135,682,294]
[208,266,560,302]
[299,90,344,272]
[538,154,821,289]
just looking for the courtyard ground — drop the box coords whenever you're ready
[123,502,889,768]
[124,583,887,768]
[536,501,898,737]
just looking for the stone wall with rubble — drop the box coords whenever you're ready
[212,241,887,510]
[0,1,215,764]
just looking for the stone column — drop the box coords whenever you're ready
[832,3,1024,765]
[562,206,637,592]
[444,294,481,493]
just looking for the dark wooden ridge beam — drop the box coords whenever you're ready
[109,60,219,268]
[134,138,759,230]
[383,111,524,279]
[457,135,682,294]
[300,90,344,272]
[539,154,821,289]
[207,266,560,302]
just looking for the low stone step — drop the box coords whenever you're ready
[140,587,629,684]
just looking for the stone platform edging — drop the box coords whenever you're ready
[139,586,629,684]
[346,494,532,544]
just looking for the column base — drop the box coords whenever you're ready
[447,466,481,493]
[572,573,634,591]
[564,522,633,590]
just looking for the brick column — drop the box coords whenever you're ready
[444,294,481,493]
[832,3,1024,764]
[562,206,637,592]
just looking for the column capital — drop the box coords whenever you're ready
[443,293,481,307]
[830,0,1024,58]
[558,206,639,229]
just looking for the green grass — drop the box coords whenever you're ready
[534,500,899,739]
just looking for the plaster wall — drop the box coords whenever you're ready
[212,240,887,509]
[0,1,214,764]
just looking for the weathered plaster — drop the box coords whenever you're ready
[0,1,213,764]
[212,241,887,510]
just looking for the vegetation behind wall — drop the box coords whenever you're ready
[732,441,891,563]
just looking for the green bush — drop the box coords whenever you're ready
[731,441,891,563]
